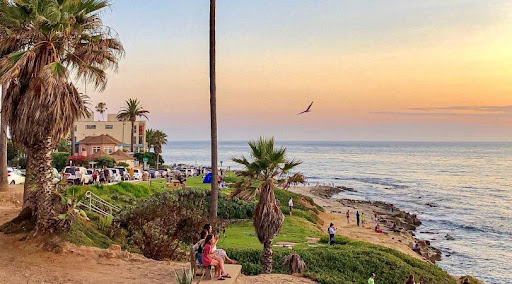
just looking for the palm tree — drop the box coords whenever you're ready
[146,128,156,152]
[209,0,219,220]
[95,102,107,121]
[152,130,167,170]
[233,137,301,273]
[0,0,123,232]
[116,99,149,153]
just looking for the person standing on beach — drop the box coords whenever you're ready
[328,223,337,245]
[361,212,366,227]
[356,211,360,226]
[288,197,293,216]
[368,273,376,284]
[346,209,350,224]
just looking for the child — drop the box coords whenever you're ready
[202,234,230,280]
[361,212,366,227]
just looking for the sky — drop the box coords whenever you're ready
[85,0,512,141]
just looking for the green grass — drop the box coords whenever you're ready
[58,177,455,284]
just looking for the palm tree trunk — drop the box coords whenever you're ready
[32,138,57,233]
[0,84,8,191]
[261,239,273,274]
[209,0,219,220]
[130,120,135,153]
[22,149,37,212]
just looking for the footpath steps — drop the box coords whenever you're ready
[199,264,242,284]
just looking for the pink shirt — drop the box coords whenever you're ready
[202,244,212,266]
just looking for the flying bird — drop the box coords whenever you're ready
[297,101,314,115]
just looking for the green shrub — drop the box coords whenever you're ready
[52,152,70,171]
[123,189,208,260]
[226,246,456,284]
[218,197,255,219]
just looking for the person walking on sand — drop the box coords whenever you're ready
[346,209,350,224]
[356,211,360,226]
[328,223,337,245]
[288,197,294,216]
[361,212,366,227]
[368,273,376,284]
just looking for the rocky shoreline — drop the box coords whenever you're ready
[310,186,442,263]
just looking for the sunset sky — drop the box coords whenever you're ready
[87,0,512,141]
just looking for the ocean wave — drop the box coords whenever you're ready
[334,176,410,189]
[426,219,512,236]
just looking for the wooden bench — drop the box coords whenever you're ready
[190,246,212,280]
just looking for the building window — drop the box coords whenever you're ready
[105,125,113,129]
[139,136,143,144]
[74,125,77,131]
[86,125,96,129]
[92,146,101,153]
[105,146,113,154]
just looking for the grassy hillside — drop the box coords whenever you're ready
[60,177,455,284]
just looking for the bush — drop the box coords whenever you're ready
[226,246,456,284]
[52,152,70,171]
[123,188,208,260]
[218,197,255,219]
[95,156,116,168]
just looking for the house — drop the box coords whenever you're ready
[78,134,122,157]
[73,114,147,154]
[109,150,135,168]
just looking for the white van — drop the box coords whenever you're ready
[63,166,91,185]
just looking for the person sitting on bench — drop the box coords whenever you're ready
[202,234,230,280]
[203,224,237,264]
[193,229,209,265]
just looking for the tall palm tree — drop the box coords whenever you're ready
[95,102,107,121]
[209,0,219,220]
[233,137,301,273]
[152,130,167,170]
[116,98,149,153]
[0,0,124,232]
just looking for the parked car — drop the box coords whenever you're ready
[116,167,129,180]
[7,167,25,185]
[63,166,91,185]
[148,170,162,179]
[52,168,61,183]
[109,168,121,183]
[132,169,142,180]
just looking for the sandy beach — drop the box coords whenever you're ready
[289,185,439,262]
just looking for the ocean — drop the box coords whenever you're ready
[162,141,512,283]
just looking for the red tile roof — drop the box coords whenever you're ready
[78,134,121,145]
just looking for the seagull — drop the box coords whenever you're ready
[297,101,314,115]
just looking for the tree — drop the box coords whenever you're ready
[152,130,167,170]
[0,84,7,191]
[55,136,71,153]
[146,128,156,152]
[95,102,107,121]
[233,137,301,273]
[52,152,70,171]
[95,155,115,168]
[116,99,149,153]
[209,0,219,220]
[0,0,124,232]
